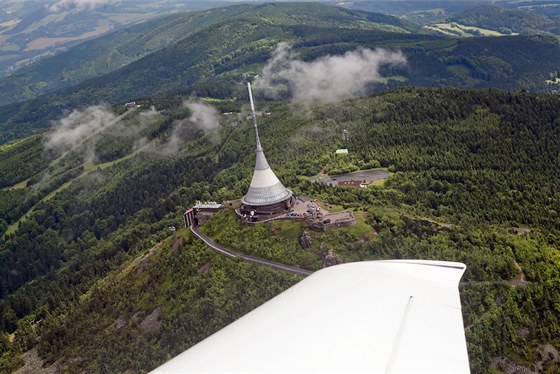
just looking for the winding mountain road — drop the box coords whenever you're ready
[190,225,313,277]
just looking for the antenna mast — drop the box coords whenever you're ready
[343,128,349,149]
[247,82,262,150]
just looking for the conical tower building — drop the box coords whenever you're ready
[240,83,295,217]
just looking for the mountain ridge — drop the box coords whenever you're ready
[0,30,558,144]
[449,4,560,35]
[0,2,418,106]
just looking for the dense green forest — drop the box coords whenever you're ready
[0,87,559,372]
[449,5,560,35]
[0,3,559,373]
[0,2,417,107]
[0,2,559,144]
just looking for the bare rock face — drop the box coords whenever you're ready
[198,262,212,274]
[319,242,326,254]
[14,347,60,374]
[300,230,312,249]
[115,316,127,331]
[324,250,343,267]
[308,221,324,232]
[140,307,162,335]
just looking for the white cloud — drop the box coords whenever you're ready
[255,42,407,102]
[44,105,116,154]
[184,101,220,132]
[163,101,220,154]
[47,0,113,13]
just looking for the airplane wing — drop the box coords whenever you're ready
[152,260,470,373]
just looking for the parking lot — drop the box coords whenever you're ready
[310,169,388,186]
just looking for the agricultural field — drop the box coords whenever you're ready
[425,22,513,37]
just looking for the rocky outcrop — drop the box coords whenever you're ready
[115,316,127,331]
[324,250,343,267]
[14,348,59,374]
[198,262,212,274]
[299,230,312,249]
[491,344,559,374]
[140,307,162,335]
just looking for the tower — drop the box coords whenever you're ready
[240,83,295,217]
[343,128,349,149]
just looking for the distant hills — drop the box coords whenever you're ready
[329,0,560,26]
[3,0,559,92]
[448,5,560,36]
[0,0,230,78]
[0,2,559,143]
[331,0,490,24]
[0,2,418,106]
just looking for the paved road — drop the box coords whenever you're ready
[190,225,314,277]
[191,226,530,286]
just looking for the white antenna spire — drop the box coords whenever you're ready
[248,82,256,112]
[247,82,262,150]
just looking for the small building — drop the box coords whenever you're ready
[194,201,223,212]
[194,201,223,225]
[183,202,223,227]
[335,149,348,155]
[125,102,141,108]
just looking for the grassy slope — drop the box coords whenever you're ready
[448,5,560,35]
[2,134,154,239]
[0,106,165,239]
[0,135,47,189]
[425,22,513,37]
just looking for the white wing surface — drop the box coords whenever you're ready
[153,260,470,373]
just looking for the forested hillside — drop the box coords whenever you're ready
[0,87,559,372]
[329,0,489,24]
[0,2,417,106]
[449,5,560,35]
[0,0,231,80]
[0,3,559,145]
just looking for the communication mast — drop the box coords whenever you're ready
[240,83,295,218]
